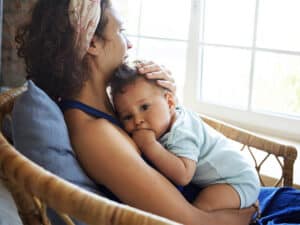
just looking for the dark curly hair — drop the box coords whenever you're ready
[15,0,111,101]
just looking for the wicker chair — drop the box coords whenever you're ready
[0,86,298,225]
[200,115,298,187]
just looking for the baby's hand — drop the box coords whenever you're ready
[132,129,156,152]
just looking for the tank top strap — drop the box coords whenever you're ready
[59,99,123,128]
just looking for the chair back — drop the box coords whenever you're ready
[200,114,297,187]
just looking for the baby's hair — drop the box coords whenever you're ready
[110,62,161,98]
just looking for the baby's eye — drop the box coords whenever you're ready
[141,104,149,111]
[122,115,132,121]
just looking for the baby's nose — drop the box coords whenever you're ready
[134,117,144,126]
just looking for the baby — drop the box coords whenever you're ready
[110,63,260,211]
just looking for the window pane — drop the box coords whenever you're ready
[256,0,300,52]
[203,0,256,46]
[252,52,300,117]
[113,0,141,35]
[201,46,251,109]
[137,39,187,100]
[139,0,191,40]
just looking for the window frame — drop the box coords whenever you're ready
[183,0,300,142]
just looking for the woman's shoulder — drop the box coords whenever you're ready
[65,110,140,154]
[65,109,121,137]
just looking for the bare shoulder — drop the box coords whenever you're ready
[68,111,140,155]
[81,118,138,152]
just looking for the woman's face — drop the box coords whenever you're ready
[99,8,132,76]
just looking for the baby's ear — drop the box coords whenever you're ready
[164,91,176,112]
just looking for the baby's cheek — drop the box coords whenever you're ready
[124,123,133,133]
[155,123,167,139]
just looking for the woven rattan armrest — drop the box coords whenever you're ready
[200,114,298,187]
[0,86,27,125]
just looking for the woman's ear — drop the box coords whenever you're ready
[164,91,176,112]
[86,36,101,56]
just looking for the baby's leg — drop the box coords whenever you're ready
[193,183,240,211]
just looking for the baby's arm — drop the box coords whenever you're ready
[132,129,196,186]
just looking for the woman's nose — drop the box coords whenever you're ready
[126,37,133,49]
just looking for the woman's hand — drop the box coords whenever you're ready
[135,60,176,95]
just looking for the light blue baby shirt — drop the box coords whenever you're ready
[159,106,259,189]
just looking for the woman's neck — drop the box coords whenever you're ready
[75,78,115,116]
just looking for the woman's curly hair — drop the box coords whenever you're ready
[15,0,110,101]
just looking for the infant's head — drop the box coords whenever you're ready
[110,63,176,138]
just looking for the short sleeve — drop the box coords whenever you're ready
[163,127,200,162]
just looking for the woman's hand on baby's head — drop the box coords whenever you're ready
[132,129,156,152]
[135,60,177,95]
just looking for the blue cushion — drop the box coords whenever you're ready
[12,80,100,224]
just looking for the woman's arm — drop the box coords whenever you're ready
[67,114,200,224]
[132,129,196,186]
[65,111,255,225]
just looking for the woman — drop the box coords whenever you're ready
[16,0,255,224]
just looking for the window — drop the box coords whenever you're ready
[113,0,190,99]
[114,0,300,142]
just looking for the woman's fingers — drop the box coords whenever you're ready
[135,60,177,95]
[137,63,162,74]
[156,80,176,93]
[136,61,174,82]
[135,60,154,68]
[145,71,175,83]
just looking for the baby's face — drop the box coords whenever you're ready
[114,78,174,139]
